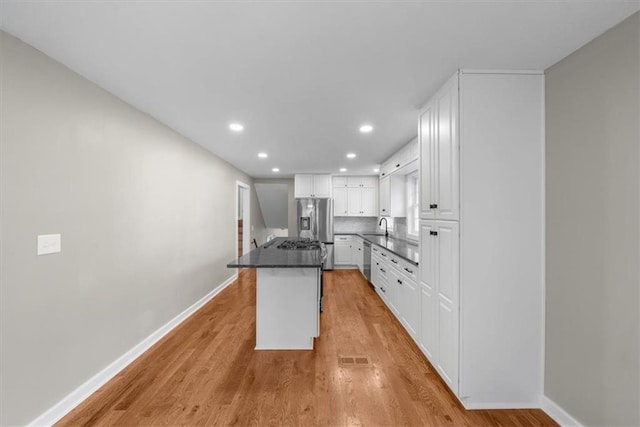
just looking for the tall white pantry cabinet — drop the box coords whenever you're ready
[418,70,544,409]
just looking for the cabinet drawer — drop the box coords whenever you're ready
[334,235,353,243]
[397,258,418,282]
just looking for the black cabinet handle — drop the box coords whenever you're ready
[381,287,386,293]
[430,231,438,236]
[396,163,400,168]
[429,203,438,209]
[380,268,386,273]
[397,279,402,285]
[404,267,414,274]
[381,253,387,257]
[391,259,398,264]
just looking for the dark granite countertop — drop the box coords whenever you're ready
[335,232,419,265]
[227,237,323,268]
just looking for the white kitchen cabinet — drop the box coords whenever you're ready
[333,187,348,216]
[386,266,401,317]
[380,138,419,178]
[419,74,459,221]
[417,70,544,409]
[419,220,460,394]
[334,176,378,217]
[379,175,405,217]
[295,174,332,198]
[419,222,437,361]
[352,236,364,274]
[334,235,353,265]
[347,176,377,188]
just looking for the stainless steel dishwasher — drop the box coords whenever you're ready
[363,240,372,283]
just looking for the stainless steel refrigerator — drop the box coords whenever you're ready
[296,198,334,270]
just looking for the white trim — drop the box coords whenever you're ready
[235,180,251,258]
[28,273,238,427]
[541,396,584,427]
[463,401,541,410]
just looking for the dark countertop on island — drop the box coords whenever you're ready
[227,237,323,268]
[335,232,419,265]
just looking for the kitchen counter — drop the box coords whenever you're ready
[227,237,323,268]
[335,232,419,265]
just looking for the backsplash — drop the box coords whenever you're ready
[334,217,378,233]
[334,216,418,244]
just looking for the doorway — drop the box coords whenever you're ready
[236,181,250,260]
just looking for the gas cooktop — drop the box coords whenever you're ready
[276,240,321,250]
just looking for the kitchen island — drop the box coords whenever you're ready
[227,238,323,350]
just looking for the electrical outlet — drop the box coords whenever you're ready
[37,234,61,255]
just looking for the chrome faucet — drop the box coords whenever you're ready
[379,217,389,238]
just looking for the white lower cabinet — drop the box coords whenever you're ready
[399,269,420,340]
[334,235,353,265]
[371,246,420,344]
[353,236,364,274]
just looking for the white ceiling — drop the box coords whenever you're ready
[1,1,638,178]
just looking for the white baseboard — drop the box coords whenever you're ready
[542,395,584,426]
[464,401,541,410]
[28,273,238,427]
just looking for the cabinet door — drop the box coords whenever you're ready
[386,266,401,317]
[361,187,377,216]
[437,297,458,394]
[313,175,332,197]
[334,242,352,265]
[295,174,314,198]
[333,187,348,216]
[346,177,362,188]
[419,221,437,361]
[371,255,381,288]
[400,274,420,341]
[435,221,459,305]
[361,177,378,188]
[347,188,361,216]
[419,103,435,219]
[434,76,459,221]
[333,176,347,188]
[379,177,390,216]
[434,220,459,394]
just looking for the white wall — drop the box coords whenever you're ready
[545,12,639,426]
[0,31,264,425]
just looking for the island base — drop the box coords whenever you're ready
[255,267,321,350]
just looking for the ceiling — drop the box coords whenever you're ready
[1,1,638,178]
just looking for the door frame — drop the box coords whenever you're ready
[236,181,251,259]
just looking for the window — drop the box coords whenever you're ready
[407,172,419,239]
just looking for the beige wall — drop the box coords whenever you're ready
[545,12,639,426]
[0,31,264,425]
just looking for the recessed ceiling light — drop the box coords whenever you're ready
[359,124,373,133]
[229,122,244,132]
[373,168,380,173]
[258,152,268,158]
[346,153,356,159]
[340,168,347,172]
[272,167,280,172]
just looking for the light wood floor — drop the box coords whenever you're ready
[58,269,557,426]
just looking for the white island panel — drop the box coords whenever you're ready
[256,268,320,350]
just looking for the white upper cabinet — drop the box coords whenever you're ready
[295,174,332,198]
[380,138,419,178]
[419,74,459,221]
[333,187,348,215]
[334,176,378,217]
[379,175,406,217]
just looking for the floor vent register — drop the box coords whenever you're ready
[339,356,370,367]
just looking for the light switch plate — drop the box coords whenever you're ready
[37,234,61,255]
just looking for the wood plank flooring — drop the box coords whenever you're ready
[57,269,557,426]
